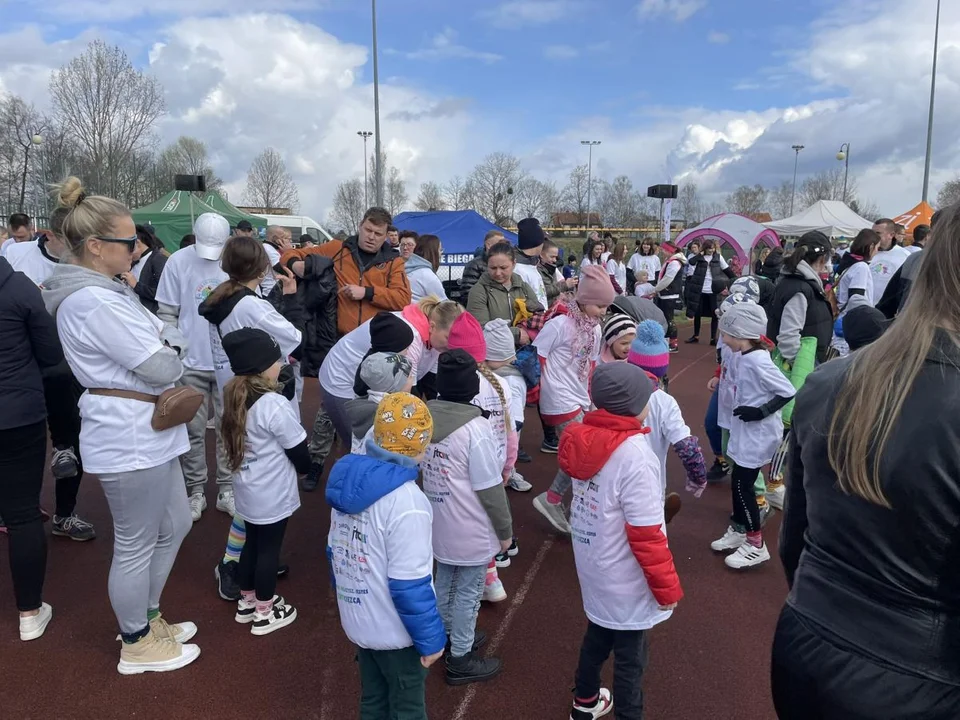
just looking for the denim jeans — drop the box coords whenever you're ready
[547,411,585,499]
[704,388,722,457]
[434,562,486,658]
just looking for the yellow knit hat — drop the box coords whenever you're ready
[373,392,434,458]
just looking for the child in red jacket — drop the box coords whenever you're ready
[559,362,683,720]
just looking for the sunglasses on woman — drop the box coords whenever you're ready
[96,235,137,252]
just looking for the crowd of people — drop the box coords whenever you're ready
[1,181,958,719]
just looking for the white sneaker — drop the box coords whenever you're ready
[216,491,235,516]
[188,493,207,522]
[20,602,53,641]
[710,526,746,553]
[766,484,785,511]
[251,602,297,636]
[506,471,533,492]
[570,687,614,719]
[482,579,507,603]
[725,541,770,569]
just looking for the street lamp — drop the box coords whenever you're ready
[921,0,941,203]
[790,144,805,215]
[31,134,46,216]
[581,140,601,229]
[358,131,373,208]
[371,0,383,207]
[836,143,850,204]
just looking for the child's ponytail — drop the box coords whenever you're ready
[222,375,279,472]
[478,363,511,430]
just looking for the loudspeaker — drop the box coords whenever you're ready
[174,174,206,192]
[647,184,678,199]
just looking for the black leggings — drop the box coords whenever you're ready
[692,293,718,339]
[238,518,288,601]
[0,422,48,611]
[43,370,84,518]
[731,464,761,533]
[657,297,679,340]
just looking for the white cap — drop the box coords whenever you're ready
[193,213,230,261]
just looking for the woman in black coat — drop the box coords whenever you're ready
[683,239,735,345]
[121,225,168,314]
[774,205,960,719]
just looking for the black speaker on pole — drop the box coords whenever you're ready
[647,184,678,200]
[174,174,206,192]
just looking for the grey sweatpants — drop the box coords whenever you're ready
[180,368,232,494]
[100,459,192,634]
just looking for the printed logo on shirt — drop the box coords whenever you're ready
[194,278,221,305]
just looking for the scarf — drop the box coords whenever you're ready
[401,304,431,347]
[566,300,600,383]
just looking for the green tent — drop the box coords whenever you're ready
[201,192,267,233]
[132,191,221,252]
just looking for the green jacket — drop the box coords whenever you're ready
[538,263,562,308]
[466,271,544,343]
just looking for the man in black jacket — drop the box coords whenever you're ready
[459,229,504,297]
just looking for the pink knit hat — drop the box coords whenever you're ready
[447,312,487,362]
[577,265,616,306]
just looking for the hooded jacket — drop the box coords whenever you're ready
[559,409,683,627]
[538,261,563,307]
[767,260,834,363]
[651,252,687,299]
[282,236,410,336]
[403,253,448,303]
[466,271,544,345]
[0,257,64,430]
[325,442,446,655]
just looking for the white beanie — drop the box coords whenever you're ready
[718,303,768,341]
[483,319,516,362]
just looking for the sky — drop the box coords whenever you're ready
[1,0,958,225]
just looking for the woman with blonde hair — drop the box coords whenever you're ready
[41,178,198,674]
[774,204,960,717]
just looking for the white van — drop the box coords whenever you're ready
[254,214,334,244]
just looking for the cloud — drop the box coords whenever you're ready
[401,28,503,64]
[707,30,730,44]
[480,0,580,28]
[636,0,707,23]
[386,97,473,122]
[10,0,324,23]
[543,44,580,60]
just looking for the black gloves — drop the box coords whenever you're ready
[733,405,766,422]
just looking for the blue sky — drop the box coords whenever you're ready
[0,0,957,221]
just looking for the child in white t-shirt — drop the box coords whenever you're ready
[709,304,795,570]
[423,350,513,685]
[533,266,615,535]
[220,328,310,636]
[634,270,656,299]
[344,352,414,455]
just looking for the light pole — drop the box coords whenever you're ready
[790,144,805,215]
[921,0,941,203]
[581,140,600,229]
[371,0,383,207]
[358,131,372,208]
[836,143,850,204]
[32,134,45,217]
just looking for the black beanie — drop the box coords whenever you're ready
[517,218,545,251]
[436,349,480,403]
[842,305,889,351]
[222,328,282,376]
[370,313,415,353]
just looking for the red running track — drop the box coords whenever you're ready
[0,342,785,719]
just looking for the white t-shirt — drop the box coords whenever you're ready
[635,282,656,298]
[726,349,796,469]
[421,416,502,565]
[717,337,738,431]
[0,237,17,257]
[319,313,430,399]
[5,240,57,287]
[155,246,228,371]
[700,254,728,294]
[534,314,601,416]
[497,372,527,431]
[328,480,434,651]
[514,261,547,309]
[869,246,909,302]
[260,243,281,297]
[570,434,674,631]
[233,392,306,525]
[905,245,922,255]
[646,389,692,494]
[837,261,874,314]
[580,257,603,271]
[56,287,190,475]
[627,254,661,284]
[131,251,152,282]
[472,372,511,471]
[605,259,627,295]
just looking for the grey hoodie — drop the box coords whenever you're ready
[776,260,824,363]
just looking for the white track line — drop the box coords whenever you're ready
[451,537,556,720]
[670,348,716,383]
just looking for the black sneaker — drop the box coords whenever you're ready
[300,463,323,492]
[516,448,532,464]
[445,629,487,654]
[251,601,297,636]
[706,458,730,483]
[540,439,559,454]
[709,337,717,346]
[507,538,519,557]
[277,563,289,578]
[445,651,502,686]
[685,335,699,344]
[494,550,511,568]
[50,446,79,480]
[215,560,241,601]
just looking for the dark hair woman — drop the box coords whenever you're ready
[682,239,735,344]
[466,242,543,347]
[774,204,960,719]
[123,225,168,314]
[405,234,448,302]
[829,229,881,357]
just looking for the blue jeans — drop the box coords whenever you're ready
[704,388,722,457]
[434,562,486,658]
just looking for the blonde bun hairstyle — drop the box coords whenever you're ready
[52,176,131,257]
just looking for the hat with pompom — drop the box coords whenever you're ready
[627,319,670,379]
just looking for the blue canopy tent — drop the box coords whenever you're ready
[393,210,517,269]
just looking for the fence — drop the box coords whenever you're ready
[0,204,50,229]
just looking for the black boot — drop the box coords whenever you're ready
[215,560,241,602]
[300,462,322,492]
[445,652,502,686]
[445,629,487,654]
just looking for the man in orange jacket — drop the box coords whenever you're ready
[282,207,411,336]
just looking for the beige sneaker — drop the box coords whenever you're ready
[149,613,198,644]
[117,629,200,675]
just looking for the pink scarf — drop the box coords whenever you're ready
[565,300,600,383]
[401,304,431,347]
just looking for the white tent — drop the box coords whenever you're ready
[764,200,871,238]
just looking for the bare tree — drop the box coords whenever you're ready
[443,175,474,210]
[415,181,446,211]
[156,136,222,193]
[849,198,880,222]
[560,164,592,223]
[384,167,409,215]
[675,182,703,226]
[468,152,524,224]
[936,177,960,210]
[244,147,299,211]
[598,175,644,228]
[0,96,48,210]
[797,168,856,209]
[725,184,768,216]
[514,177,558,223]
[49,40,165,200]
[769,180,793,219]
[330,179,366,235]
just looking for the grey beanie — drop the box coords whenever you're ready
[590,363,654,417]
[718,303,768,341]
[359,352,413,394]
[483,319,516,362]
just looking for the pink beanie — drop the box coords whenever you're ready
[577,265,616,307]
[447,312,487,362]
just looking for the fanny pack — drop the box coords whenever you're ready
[88,387,204,431]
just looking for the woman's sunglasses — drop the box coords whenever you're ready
[96,235,137,252]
